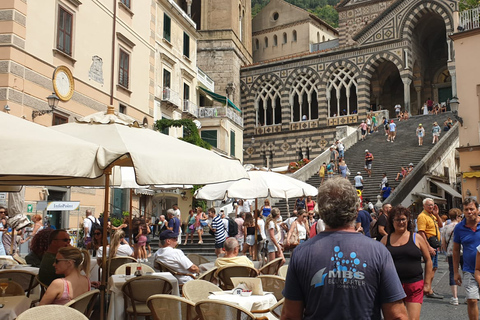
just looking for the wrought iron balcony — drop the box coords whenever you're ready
[160,87,181,109]
[458,6,480,32]
[198,106,243,127]
[183,100,198,118]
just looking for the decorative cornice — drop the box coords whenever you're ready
[116,32,136,49]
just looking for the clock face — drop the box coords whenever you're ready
[53,66,74,101]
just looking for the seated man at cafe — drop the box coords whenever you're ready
[154,230,199,285]
[38,229,71,286]
[215,237,255,269]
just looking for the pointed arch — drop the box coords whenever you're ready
[285,67,321,122]
[362,51,404,82]
[250,74,284,127]
[400,1,454,40]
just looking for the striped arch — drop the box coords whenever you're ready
[400,1,454,40]
[362,51,404,82]
[284,66,321,91]
[249,73,284,96]
[321,60,361,84]
[251,73,284,127]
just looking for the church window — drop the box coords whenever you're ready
[317,32,320,43]
[327,67,358,117]
[265,37,268,48]
[283,33,287,44]
[273,35,278,46]
[255,38,259,50]
[255,80,282,126]
[292,30,297,42]
[290,73,319,122]
[322,35,326,42]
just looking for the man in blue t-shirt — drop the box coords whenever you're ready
[208,207,227,257]
[282,178,407,320]
[453,198,480,320]
[356,209,372,237]
[166,209,180,237]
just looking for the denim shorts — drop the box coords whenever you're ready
[267,243,278,253]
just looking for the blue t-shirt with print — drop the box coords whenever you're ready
[356,210,372,237]
[283,231,405,320]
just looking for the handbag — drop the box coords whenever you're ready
[200,220,208,227]
[189,224,195,231]
[426,214,441,249]
[287,223,300,249]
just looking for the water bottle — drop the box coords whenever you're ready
[134,260,142,277]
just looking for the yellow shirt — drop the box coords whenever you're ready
[214,256,255,269]
[417,210,440,239]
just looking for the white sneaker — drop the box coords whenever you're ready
[450,297,459,305]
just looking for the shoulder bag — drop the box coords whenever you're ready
[426,214,441,249]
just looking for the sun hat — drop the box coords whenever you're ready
[419,124,422,126]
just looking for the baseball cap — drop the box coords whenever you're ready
[159,230,177,240]
[365,149,369,152]
[357,172,361,175]
[419,123,422,126]
[409,163,413,166]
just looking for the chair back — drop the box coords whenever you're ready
[65,289,100,318]
[270,298,284,319]
[195,299,257,320]
[154,260,196,286]
[214,265,258,290]
[186,253,209,266]
[278,265,288,279]
[35,275,48,300]
[258,257,283,275]
[2,279,24,296]
[107,256,137,277]
[0,256,18,266]
[16,305,88,320]
[114,263,154,275]
[121,275,173,317]
[197,267,217,283]
[147,294,197,320]
[258,275,285,301]
[0,270,38,297]
[182,279,220,303]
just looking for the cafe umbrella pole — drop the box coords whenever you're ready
[100,165,112,320]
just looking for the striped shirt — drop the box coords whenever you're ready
[211,215,227,244]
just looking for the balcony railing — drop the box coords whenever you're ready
[198,106,243,127]
[310,39,339,53]
[197,68,215,92]
[183,100,198,118]
[459,6,480,32]
[161,87,181,109]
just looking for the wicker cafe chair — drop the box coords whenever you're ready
[186,253,209,267]
[214,265,258,290]
[147,294,197,320]
[3,280,25,296]
[107,256,137,277]
[154,260,196,290]
[65,289,100,318]
[121,275,173,320]
[258,275,285,301]
[114,263,155,275]
[258,257,283,275]
[197,267,217,283]
[0,269,39,297]
[251,298,285,320]
[277,265,288,279]
[182,279,220,303]
[16,304,88,320]
[195,299,268,320]
[35,275,48,300]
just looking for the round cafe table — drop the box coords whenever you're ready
[0,295,32,320]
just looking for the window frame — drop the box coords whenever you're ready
[163,13,171,42]
[118,48,130,89]
[201,130,217,148]
[230,130,236,157]
[183,32,190,58]
[120,0,131,9]
[52,113,68,126]
[56,6,74,56]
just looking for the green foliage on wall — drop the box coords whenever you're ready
[154,119,211,150]
[459,0,480,11]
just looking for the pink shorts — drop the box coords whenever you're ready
[138,235,147,246]
[402,279,424,304]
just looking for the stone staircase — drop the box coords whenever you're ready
[274,113,454,216]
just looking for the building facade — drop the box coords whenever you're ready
[451,6,480,200]
[241,0,457,168]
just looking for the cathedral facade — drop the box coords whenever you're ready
[241,0,458,168]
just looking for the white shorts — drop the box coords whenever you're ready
[267,243,278,253]
[246,235,255,246]
[464,272,479,300]
[433,133,440,137]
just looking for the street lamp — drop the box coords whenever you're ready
[32,93,60,120]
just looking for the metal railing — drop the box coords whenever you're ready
[183,100,199,117]
[197,68,215,92]
[459,6,480,31]
[161,87,181,109]
[198,106,243,127]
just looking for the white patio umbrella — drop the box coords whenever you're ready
[52,106,248,319]
[194,170,318,200]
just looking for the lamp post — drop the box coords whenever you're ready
[32,93,60,120]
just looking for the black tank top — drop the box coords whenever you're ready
[246,226,255,235]
[386,232,423,283]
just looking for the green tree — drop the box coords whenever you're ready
[154,119,211,150]
[459,0,480,11]
[310,5,339,28]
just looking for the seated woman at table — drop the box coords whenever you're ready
[96,230,133,265]
[25,228,54,267]
[39,246,91,305]
[86,227,103,257]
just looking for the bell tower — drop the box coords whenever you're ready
[190,0,253,107]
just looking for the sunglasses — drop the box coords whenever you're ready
[54,238,71,242]
[94,232,101,235]
[55,258,72,264]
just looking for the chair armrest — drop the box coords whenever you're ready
[251,309,269,314]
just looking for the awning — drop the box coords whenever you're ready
[463,171,480,179]
[135,188,155,196]
[431,180,462,198]
[199,87,242,113]
[412,192,446,203]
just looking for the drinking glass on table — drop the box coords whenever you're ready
[0,278,9,304]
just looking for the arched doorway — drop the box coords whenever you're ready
[369,60,403,116]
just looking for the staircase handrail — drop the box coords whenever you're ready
[385,123,459,206]
[290,128,362,182]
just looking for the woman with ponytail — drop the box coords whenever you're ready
[39,246,91,305]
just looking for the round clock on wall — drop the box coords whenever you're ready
[52,65,75,101]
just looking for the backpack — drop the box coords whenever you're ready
[88,216,101,238]
[227,217,238,237]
